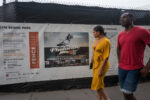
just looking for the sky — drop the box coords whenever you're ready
[0,0,150,10]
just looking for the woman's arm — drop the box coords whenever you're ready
[90,52,94,69]
[99,58,109,76]
[99,41,111,76]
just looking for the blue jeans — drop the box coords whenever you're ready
[118,67,141,94]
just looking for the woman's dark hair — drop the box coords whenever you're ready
[93,25,106,36]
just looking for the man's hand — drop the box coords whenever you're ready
[140,67,149,77]
[141,57,150,77]
[148,44,150,48]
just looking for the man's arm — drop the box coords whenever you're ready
[145,43,150,70]
[140,43,150,77]
[117,46,121,63]
[148,44,150,48]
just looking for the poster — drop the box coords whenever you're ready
[44,32,89,67]
[0,29,29,80]
[0,24,43,85]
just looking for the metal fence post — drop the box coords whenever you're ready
[3,0,6,5]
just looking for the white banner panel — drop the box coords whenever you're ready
[0,22,149,85]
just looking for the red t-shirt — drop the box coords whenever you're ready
[117,26,150,70]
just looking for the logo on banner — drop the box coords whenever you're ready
[29,32,39,69]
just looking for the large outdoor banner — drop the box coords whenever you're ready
[0,22,149,85]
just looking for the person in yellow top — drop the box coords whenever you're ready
[91,25,111,100]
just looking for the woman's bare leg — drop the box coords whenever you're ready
[97,90,103,100]
[98,89,110,100]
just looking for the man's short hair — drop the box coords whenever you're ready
[121,13,134,20]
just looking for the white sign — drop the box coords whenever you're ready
[0,22,149,85]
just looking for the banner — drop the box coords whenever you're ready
[0,23,149,85]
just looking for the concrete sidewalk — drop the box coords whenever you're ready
[0,82,150,100]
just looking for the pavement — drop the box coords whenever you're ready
[0,82,150,100]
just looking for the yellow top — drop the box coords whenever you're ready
[91,37,111,90]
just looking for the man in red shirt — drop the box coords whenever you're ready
[117,13,150,100]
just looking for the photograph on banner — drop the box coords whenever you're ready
[106,32,118,39]
[44,32,89,67]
